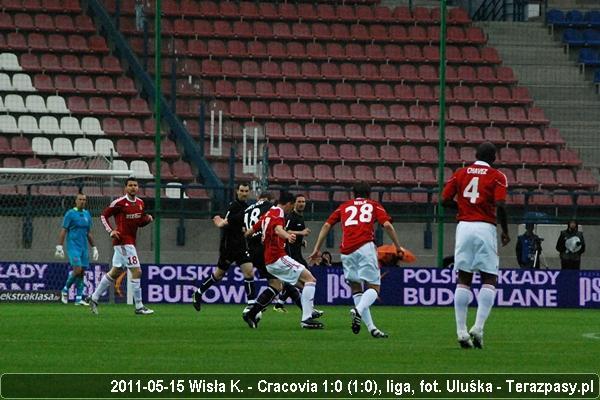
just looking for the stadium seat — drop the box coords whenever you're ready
[18,115,41,135]
[60,116,82,135]
[334,164,354,183]
[73,138,95,156]
[94,138,117,156]
[32,137,54,155]
[39,116,61,134]
[24,95,46,113]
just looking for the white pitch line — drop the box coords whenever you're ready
[582,333,600,340]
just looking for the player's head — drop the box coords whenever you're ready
[124,178,138,197]
[257,192,273,202]
[568,219,578,232]
[475,142,497,164]
[352,182,371,199]
[236,182,250,201]
[525,223,534,233]
[277,191,295,213]
[294,194,306,212]
[74,193,87,210]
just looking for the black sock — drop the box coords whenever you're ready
[248,286,279,318]
[244,278,257,303]
[282,283,302,309]
[199,273,217,294]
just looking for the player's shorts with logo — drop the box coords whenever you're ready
[112,245,141,268]
[68,246,89,268]
[340,241,381,285]
[454,221,499,275]
[217,245,252,270]
[266,255,306,285]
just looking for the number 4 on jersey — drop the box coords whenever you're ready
[463,177,480,204]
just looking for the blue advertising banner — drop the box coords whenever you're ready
[1,262,599,308]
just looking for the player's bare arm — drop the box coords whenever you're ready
[309,222,332,263]
[275,225,295,243]
[213,215,228,228]
[287,228,311,236]
[496,201,510,246]
[382,221,402,251]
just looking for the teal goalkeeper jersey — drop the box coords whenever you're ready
[63,208,92,251]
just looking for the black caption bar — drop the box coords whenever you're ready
[1,373,598,399]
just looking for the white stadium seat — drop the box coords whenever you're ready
[0,53,22,71]
[166,182,189,199]
[60,116,82,135]
[52,137,76,156]
[81,117,103,136]
[130,160,153,179]
[39,116,62,135]
[74,138,95,156]
[0,96,4,112]
[18,115,41,134]
[4,94,27,113]
[46,96,69,114]
[0,115,19,134]
[32,137,54,155]
[94,138,117,156]
[112,159,129,171]
[12,73,35,91]
[25,95,47,113]
[0,73,12,90]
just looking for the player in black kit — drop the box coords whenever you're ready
[192,183,257,313]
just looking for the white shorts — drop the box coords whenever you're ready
[112,245,141,269]
[266,256,306,285]
[454,221,499,275]
[340,242,381,285]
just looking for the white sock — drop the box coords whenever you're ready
[353,293,375,331]
[301,282,316,321]
[131,278,143,309]
[91,274,114,302]
[356,288,378,316]
[474,285,496,332]
[454,286,473,336]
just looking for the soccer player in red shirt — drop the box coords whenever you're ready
[243,192,323,329]
[442,142,510,349]
[87,178,154,315]
[309,182,402,338]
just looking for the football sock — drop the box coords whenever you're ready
[353,292,375,331]
[454,285,473,335]
[131,278,143,309]
[356,288,378,316]
[198,273,217,294]
[91,274,114,302]
[474,285,496,331]
[75,275,84,302]
[249,286,278,318]
[301,282,316,321]
[282,283,302,308]
[63,272,75,292]
[244,278,257,304]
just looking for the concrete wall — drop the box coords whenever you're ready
[1,217,598,269]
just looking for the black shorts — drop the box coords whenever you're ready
[248,243,277,280]
[217,247,252,271]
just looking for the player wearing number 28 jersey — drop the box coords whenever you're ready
[442,142,510,350]
[310,182,402,339]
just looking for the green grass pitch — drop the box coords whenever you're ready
[1,304,599,374]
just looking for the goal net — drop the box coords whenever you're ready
[0,156,132,302]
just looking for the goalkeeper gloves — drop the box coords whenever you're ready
[54,245,65,259]
[92,246,99,261]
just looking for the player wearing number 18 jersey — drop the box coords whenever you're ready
[442,142,510,349]
[310,182,402,338]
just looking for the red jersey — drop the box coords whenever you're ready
[100,195,151,246]
[252,206,287,265]
[326,198,392,255]
[442,161,508,225]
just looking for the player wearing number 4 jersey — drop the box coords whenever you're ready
[442,142,510,349]
[86,178,154,315]
[310,182,402,338]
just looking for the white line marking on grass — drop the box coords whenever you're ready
[582,333,600,340]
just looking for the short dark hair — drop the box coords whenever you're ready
[237,182,250,190]
[294,194,306,200]
[352,182,371,198]
[278,191,295,205]
[475,142,497,164]
[258,192,273,200]
[125,177,138,186]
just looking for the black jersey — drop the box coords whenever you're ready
[219,198,248,251]
[243,199,273,248]
[285,210,307,265]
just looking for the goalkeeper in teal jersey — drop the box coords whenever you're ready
[55,193,99,305]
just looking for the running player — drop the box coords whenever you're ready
[243,192,323,329]
[55,193,98,305]
[192,183,257,313]
[309,182,401,338]
[442,142,510,349]
[87,178,154,315]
